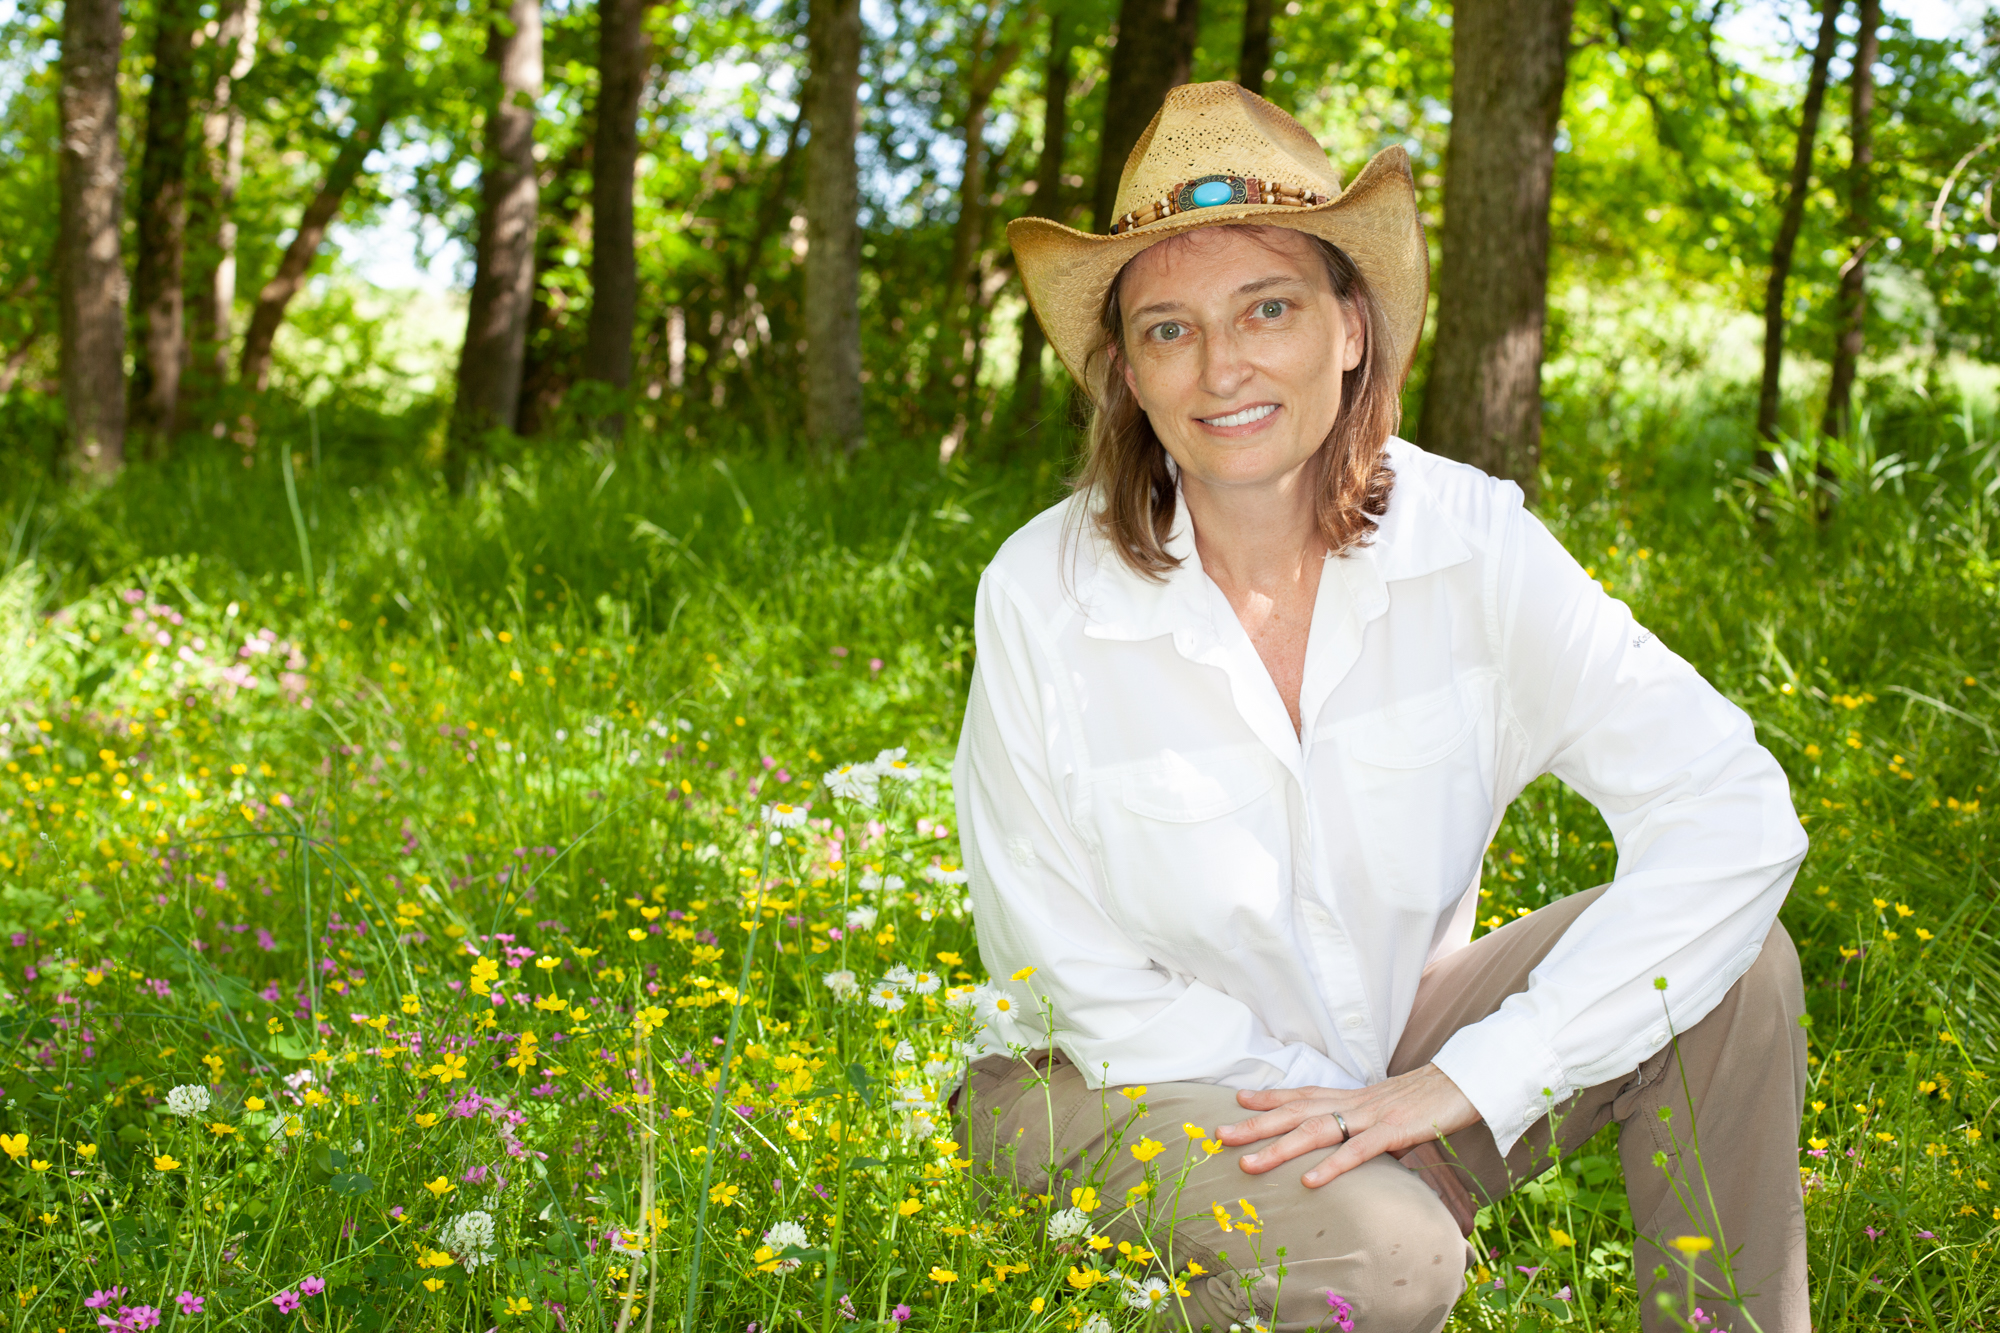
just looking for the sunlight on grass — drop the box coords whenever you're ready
[0,401,1996,1329]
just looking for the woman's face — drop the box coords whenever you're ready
[1117,226,1362,500]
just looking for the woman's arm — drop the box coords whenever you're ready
[954,567,1362,1093]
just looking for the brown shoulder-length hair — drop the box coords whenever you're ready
[1070,227,1399,580]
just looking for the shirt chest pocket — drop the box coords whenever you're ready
[1098,749,1287,954]
[1331,680,1494,912]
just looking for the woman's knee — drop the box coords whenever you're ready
[1263,1164,1466,1331]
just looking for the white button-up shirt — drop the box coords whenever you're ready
[951,438,1807,1155]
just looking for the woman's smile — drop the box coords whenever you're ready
[1199,403,1281,432]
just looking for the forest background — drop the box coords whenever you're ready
[0,0,1996,481]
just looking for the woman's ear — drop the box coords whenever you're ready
[1116,343,1140,399]
[1340,304,1365,374]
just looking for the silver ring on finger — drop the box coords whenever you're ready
[1332,1111,1350,1141]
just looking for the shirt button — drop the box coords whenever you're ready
[1651,1030,1669,1045]
[1340,1014,1366,1031]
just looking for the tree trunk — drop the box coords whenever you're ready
[1822,0,1879,439]
[1090,0,1201,232]
[803,0,865,455]
[1238,0,1275,98]
[1755,0,1843,456]
[1414,0,1576,497]
[450,0,544,473]
[239,110,394,392]
[57,0,126,480]
[186,0,260,405]
[518,137,592,436]
[930,15,1019,412]
[129,0,203,453]
[1009,10,1071,446]
[581,0,650,431]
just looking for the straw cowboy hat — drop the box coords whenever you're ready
[1009,81,1429,387]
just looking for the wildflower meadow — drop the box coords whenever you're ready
[3,396,2000,1331]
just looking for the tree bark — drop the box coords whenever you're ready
[1009,10,1071,446]
[1238,0,1275,99]
[803,0,864,455]
[57,0,126,479]
[581,0,650,428]
[186,0,260,403]
[1090,0,1201,232]
[450,0,545,469]
[129,0,203,453]
[239,110,394,392]
[1755,0,1843,454]
[1822,0,1879,439]
[1414,0,1577,497]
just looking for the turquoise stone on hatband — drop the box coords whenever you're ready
[1174,174,1250,214]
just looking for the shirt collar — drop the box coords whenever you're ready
[1080,436,1472,643]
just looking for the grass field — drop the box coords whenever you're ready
[1,388,1997,1331]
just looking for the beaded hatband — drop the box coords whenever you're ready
[1106,173,1330,236]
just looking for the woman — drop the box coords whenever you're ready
[950,83,1809,1333]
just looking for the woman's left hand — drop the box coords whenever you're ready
[1217,1062,1481,1187]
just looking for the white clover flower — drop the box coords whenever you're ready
[892,1040,917,1064]
[761,1220,811,1273]
[822,970,859,1000]
[822,763,879,807]
[866,984,906,1012]
[1124,1275,1174,1311]
[764,802,807,829]
[845,905,878,931]
[164,1084,211,1118]
[882,964,915,989]
[1080,1318,1114,1333]
[439,1209,497,1271]
[859,869,884,892]
[1047,1207,1091,1241]
[882,874,907,892]
[910,970,941,996]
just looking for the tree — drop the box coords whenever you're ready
[1091,0,1201,232]
[185,0,261,410]
[450,0,546,472]
[803,0,865,455]
[581,0,653,432]
[929,7,1020,425]
[1415,0,1577,496]
[129,0,203,453]
[1008,9,1073,446]
[1238,0,1275,99]
[1756,0,1844,453]
[1822,0,1880,438]
[239,102,398,392]
[57,0,126,478]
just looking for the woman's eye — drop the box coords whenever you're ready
[1257,300,1286,318]
[1154,322,1184,342]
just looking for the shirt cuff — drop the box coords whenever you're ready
[1429,1006,1572,1159]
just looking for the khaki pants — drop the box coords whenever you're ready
[954,886,1808,1332]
